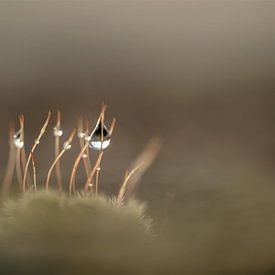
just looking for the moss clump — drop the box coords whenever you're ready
[0,191,152,274]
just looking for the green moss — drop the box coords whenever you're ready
[0,191,152,274]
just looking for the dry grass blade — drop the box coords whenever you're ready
[23,111,51,192]
[117,137,162,203]
[1,124,16,199]
[69,104,107,195]
[45,129,76,191]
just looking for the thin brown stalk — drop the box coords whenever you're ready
[69,105,107,195]
[95,168,100,195]
[19,115,31,185]
[89,116,116,194]
[1,124,16,199]
[23,111,51,192]
[101,108,104,150]
[84,118,92,175]
[93,106,106,194]
[54,110,63,191]
[109,118,116,135]
[84,151,104,193]
[78,117,92,178]
[15,115,24,190]
[31,153,37,193]
[117,137,162,204]
[69,143,89,195]
[117,165,142,203]
[15,149,23,191]
[46,129,76,191]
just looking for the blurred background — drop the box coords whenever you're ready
[0,1,275,272]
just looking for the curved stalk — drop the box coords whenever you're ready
[23,111,51,192]
[45,129,76,191]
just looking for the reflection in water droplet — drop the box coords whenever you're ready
[82,153,88,158]
[53,126,63,137]
[89,120,111,151]
[13,130,24,148]
[90,140,111,150]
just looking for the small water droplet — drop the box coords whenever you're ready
[77,130,86,139]
[63,142,72,150]
[53,126,63,137]
[89,120,111,150]
[13,130,24,148]
[82,153,88,158]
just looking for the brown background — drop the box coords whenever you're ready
[0,1,275,271]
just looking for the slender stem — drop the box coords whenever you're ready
[69,105,107,195]
[46,129,76,191]
[78,118,91,178]
[31,153,37,192]
[117,166,141,203]
[95,116,116,194]
[84,118,92,175]
[69,142,89,195]
[117,138,162,203]
[15,115,24,190]
[84,152,104,193]
[15,148,23,191]
[85,116,116,194]
[1,125,16,199]
[55,110,63,191]
[109,118,116,135]
[95,168,100,195]
[23,111,51,192]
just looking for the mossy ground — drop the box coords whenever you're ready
[0,191,152,274]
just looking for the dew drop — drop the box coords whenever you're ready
[13,130,24,148]
[89,120,111,150]
[53,126,63,137]
[77,130,86,139]
[63,142,72,150]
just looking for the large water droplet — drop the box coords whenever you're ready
[13,130,24,148]
[89,120,111,150]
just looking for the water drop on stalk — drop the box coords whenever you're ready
[53,126,63,137]
[13,130,24,148]
[89,120,111,150]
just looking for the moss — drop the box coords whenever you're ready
[0,191,152,274]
